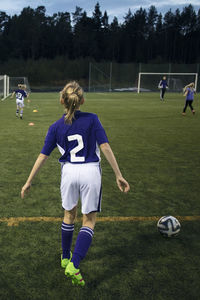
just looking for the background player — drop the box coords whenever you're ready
[158,76,168,101]
[11,84,28,119]
[182,82,196,115]
[21,81,130,286]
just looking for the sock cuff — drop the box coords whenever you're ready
[80,226,94,238]
[61,222,74,231]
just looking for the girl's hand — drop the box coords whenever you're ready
[116,177,130,193]
[21,182,31,198]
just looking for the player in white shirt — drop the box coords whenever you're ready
[21,81,130,286]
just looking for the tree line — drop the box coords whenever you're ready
[0,3,200,64]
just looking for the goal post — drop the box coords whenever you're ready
[137,72,198,93]
[0,75,9,100]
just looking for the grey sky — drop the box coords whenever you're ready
[0,0,199,22]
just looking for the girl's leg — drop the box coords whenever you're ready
[183,101,189,113]
[61,206,77,260]
[189,101,194,112]
[71,212,96,268]
[20,108,23,119]
[16,105,19,117]
[82,211,97,230]
[160,89,162,100]
[162,88,166,100]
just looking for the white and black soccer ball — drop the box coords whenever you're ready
[157,216,181,237]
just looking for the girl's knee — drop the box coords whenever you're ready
[63,206,77,224]
[82,212,96,230]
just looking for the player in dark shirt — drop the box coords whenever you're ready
[158,76,168,101]
[182,82,196,115]
[11,84,28,119]
[21,81,130,286]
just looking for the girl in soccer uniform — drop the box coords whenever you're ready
[11,84,28,119]
[21,81,130,286]
[182,82,195,115]
[158,76,168,101]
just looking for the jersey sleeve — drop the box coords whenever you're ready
[93,115,109,145]
[41,124,57,156]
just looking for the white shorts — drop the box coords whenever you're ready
[60,162,102,214]
[16,99,24,108]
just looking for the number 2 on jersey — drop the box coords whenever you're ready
[68,134,85,162]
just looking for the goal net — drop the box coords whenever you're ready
[8,77,31,94]
[137,72,198,93]
[1,76,31,100]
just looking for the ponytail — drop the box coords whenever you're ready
[60,81,84,124]
[183,85,188,93]
[183,82,194,93]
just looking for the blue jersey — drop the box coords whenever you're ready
[158,80,168,89]
[41,111,109,163]
[186,87,194,101]
[15,89,27,101]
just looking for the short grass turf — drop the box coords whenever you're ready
[0,92,200,300]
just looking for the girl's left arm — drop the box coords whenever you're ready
[21,153,49,198]
[100,142,130,193]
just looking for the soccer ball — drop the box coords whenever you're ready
[157,216,181,237]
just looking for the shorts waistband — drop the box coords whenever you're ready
[61,162,100,167]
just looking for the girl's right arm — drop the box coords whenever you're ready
[21,153,48,198]
[100,143,130,193]
[11,92,15,98]
[183,87,189,97]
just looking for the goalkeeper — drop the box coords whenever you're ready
[158,76,168,101]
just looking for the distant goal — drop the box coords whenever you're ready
[137,72,198,93]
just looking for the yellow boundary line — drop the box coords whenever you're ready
[0,216,200,226]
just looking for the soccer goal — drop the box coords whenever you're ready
[1,76,31,101]
[137,72,198,93]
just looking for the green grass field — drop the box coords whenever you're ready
[0,92,200,300]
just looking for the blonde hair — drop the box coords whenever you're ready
[60,81,84,124]
[183,82,194,93]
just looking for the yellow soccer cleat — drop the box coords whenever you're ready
[65,261,85,286]
[61,251,72,269]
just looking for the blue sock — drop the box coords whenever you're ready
[71,227,94,268]
[61,222,74,259]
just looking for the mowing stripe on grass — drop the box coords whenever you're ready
[0,216,200,226]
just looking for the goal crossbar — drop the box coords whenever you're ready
[137,72,198,93]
